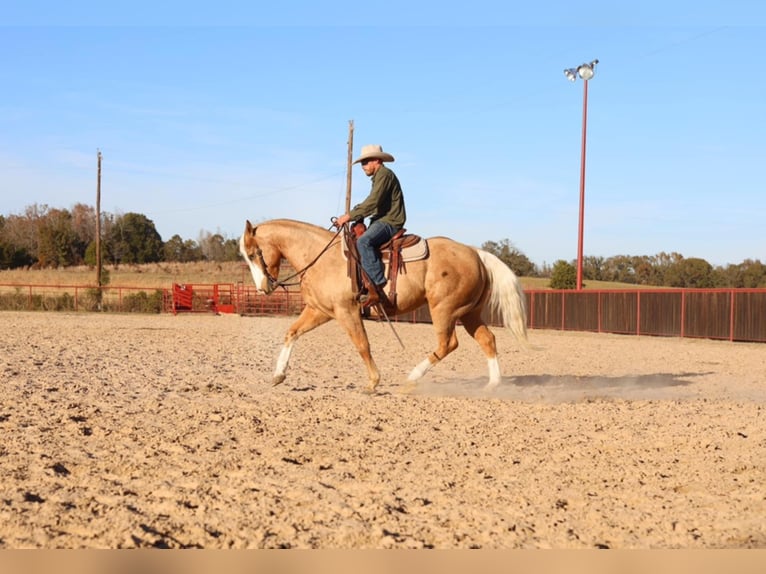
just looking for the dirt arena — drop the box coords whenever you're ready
[1,310,765,549]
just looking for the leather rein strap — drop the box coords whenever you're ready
[253,224,343,290]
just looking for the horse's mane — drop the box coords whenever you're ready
[264,218,334,236]
[268,218,329,230]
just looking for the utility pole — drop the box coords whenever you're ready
[345,120,354,213]
[96,150,102,305]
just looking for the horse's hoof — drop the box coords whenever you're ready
[362,384,379,395]
[272,374,286,386]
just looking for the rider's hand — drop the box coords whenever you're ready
[336,213,351,227]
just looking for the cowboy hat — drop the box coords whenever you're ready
[352,144,395,164]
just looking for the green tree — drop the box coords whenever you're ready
[582,255,605,281]
[164,234,184,262]
[107,212,164,265]
[222,238,241,261]
[741,259,766,287]
[198,231,227,262]
[633,256,657,285]
[665,257,713,288]
[36,207,84,267]
[163,234,203,262]
[2,204,45,264]
[70,203,96,254]
[602,255,636,283]
[650,252,684,286]
[83,240,113,268]
[0,215,33,269]
[480,238,536,276]
[549,260,577,289]
[0,241,32,269]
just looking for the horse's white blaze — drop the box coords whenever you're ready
[485,357,502,388]
[407,357,435,382]
[274,342,293,379]
[239,234,269,293]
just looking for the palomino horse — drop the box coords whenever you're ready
[239,218,528,392]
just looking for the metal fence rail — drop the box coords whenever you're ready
[0,283,166,313]
[525,288,766,343]
[2,282,764,343]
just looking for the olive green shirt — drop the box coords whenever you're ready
[348,164,407,229]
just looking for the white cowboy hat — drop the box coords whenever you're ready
[352,144,395,164]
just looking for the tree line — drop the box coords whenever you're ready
[0,203,240,269]
[479,239,766,288]
[1,203,764,288]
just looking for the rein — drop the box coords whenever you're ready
[256,224,344,290]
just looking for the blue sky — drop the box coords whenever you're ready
[2,2,764,267]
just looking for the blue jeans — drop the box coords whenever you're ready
[357,220,397,287]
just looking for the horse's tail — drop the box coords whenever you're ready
[476,249,529,344]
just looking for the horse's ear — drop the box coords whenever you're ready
[245,220,254,235]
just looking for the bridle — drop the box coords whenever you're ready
[250,245,282,291]
[248,223,344,290]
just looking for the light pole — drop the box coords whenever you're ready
[564,59,598,290]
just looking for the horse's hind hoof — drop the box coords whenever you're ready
[272,374,286,386]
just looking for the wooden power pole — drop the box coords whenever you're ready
[96,150,102,293]
[345,120,354,213]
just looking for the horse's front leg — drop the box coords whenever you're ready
[272,306,331,386]
[335,308,381,393]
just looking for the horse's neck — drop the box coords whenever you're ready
[271,223,337,270]
[280,241,322,270]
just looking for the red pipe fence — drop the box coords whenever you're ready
[1,282,765,343]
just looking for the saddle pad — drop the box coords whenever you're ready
[383,236,429,263]
[341,236,429,263]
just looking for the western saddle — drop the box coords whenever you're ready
[344,222,425,311]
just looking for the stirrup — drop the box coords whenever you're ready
[358,289,380,307]
[356,288,369,302]
[359,283,391,308]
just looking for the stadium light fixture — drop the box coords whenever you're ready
[564,58,598,290]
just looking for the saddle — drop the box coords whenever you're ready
[343,222,429,309]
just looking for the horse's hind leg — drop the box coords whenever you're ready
[271,306,331,386]
[407,313,459,383]
[460,309,501,388]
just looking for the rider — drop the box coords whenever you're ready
[336,144,406,307]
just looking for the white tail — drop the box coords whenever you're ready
[476,249,528,344]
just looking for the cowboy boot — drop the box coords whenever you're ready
[360,284,396,313]
[358,287,380,308]
[377,289,396,314]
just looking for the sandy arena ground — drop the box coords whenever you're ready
[1,310,765,549]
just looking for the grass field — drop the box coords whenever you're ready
[0,262,246,289]
[0,261,651,291]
